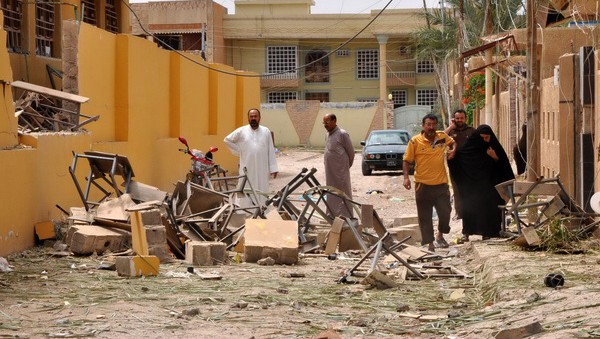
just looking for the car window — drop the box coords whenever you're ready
[367,132,408,145]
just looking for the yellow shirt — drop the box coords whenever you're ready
[403,131,455,185]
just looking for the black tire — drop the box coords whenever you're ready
[362,162,372,176]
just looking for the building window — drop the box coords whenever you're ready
[305,92,329,102]
[305,50,329,83]
[2,0,23,53]
[155,35,182,51]
[416,89,438,107]
[35,2,55,57]
[391,90,407,107]
[417,60,435,73]
[266,46,297,76]
[267,91,297,103]
[105,0,118,33]
[336,49,350,57]
[82,0,97,26]
[356,49,379,79]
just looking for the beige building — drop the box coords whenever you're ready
[222,0,436,106]
[130,0,227,64]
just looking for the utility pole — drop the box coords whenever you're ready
[526,0,540,181]
[457,0,465,109]
[484,0,493,124]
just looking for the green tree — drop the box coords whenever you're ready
[412,0,525,125]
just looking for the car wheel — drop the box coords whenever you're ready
[362,162,372,176]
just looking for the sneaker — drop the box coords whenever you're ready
[434,238,450,248]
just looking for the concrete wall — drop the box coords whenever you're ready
[0,22,259,257]
[260,101,383,148]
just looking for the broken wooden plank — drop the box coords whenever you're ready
[11,80,89,103]
[494,321,544,339]
[324,217,344,254]
[513,181,560,196]
[95,194,136,221]
[522,226,541,246]
[127,181,168,203]
[398,244,428,261]
[361,270,398,289]
[130,211,150,256]
[361,204,373,228]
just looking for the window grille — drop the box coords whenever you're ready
[267,91,297,103]
[336,49,350,57]
[105,0,118,33]
[305,92,329,102]
[391,90,407,107]
[266,46,297,75]
[356,49,379,79]
[416,89,438,107]
[417,60,435,73]
[1,0,23,53]
[35,2,55,57]
[82,0,97,26]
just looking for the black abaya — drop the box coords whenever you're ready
[448,125,515,237]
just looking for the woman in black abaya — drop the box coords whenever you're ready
[448,125,515,241]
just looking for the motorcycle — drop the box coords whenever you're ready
[178,136,222,187]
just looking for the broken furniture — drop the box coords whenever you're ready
[265,167,321,217]
[69,151,135,211]
[496,176,599,236]
[12,80,99,132]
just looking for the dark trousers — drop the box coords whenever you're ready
[450,177,463,219]
[415,183,452,245]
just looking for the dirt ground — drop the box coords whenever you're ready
[2,148,600,338]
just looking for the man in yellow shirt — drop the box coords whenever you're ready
[403,114,456,252]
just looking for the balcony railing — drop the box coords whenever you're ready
[386,71,417,86]
[387,71,416,79]
[261,71,298,80]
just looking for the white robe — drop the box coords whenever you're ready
[224,125,278,196]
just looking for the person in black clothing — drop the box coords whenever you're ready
[448,125,515,241]
[445,109,475,219]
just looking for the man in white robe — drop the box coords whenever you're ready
[224,108,278,199]
[323,113,355,218]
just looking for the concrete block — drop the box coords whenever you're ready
[115,256,160,277]
[140,209,162,226]
[394,215,419,227]
[145,225,166,245]
[243,219,298,264]
[148,244,171,263]
[186,241,227,266]
[388,224,422,245]
[67,225,129,255]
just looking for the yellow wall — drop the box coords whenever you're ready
[0,23,259,256]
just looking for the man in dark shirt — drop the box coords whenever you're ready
[444,109,475,222]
